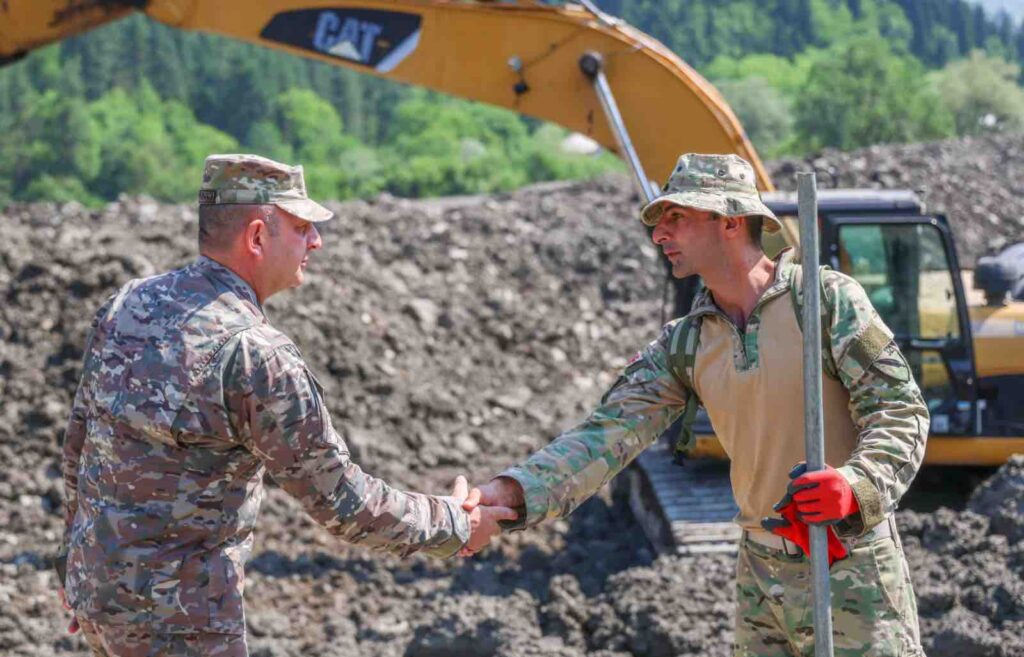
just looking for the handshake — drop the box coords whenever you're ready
[448,475,525,557]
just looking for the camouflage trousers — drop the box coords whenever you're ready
[77,617,248,657]
[734,524,924,657]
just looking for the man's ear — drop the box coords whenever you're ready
[244,217,267,257]
[721,215,744,240]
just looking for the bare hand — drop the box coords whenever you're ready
[450,476,518,557]
[457,477,525,557]
[57,587,79,634]
[463,476,525,512]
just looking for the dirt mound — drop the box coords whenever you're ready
[899,458,1024,656]
[2,135,1024,656]
[769,134,1024,265]
[969,454,1024,543]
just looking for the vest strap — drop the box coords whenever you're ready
[668,314,703,464]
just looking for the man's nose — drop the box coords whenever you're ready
[651,223,668,244]
[309,225,323,250]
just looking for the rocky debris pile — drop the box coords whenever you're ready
[2,134,1024,656]
[900,456,1024,657]
[968,454,1024,543]
[770,134,1024,265]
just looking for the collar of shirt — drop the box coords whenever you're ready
[192,255,266,317]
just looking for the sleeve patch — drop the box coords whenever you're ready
[847,320,892,371]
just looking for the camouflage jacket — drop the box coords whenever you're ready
[500,248,929,535]
[60,256,469,634]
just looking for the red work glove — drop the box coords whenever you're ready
[760,503,848,566]
[779,462,860,525]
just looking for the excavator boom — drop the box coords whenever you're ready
[0,0,772,192]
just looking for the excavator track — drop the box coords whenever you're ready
[626,436,740,554]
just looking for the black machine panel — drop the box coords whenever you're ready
[261,8,422,73]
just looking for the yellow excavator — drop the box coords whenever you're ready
[4,0,1023,552]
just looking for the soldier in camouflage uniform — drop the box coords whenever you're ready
[57,154,514,657]
[466,154,928,656]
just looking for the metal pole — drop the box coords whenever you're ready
[579,52,658,203]
[798,172,834,657]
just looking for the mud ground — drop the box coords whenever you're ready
[1,135,1023,656]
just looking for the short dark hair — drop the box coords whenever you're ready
[197,204,277,251]
[745,215,764,245]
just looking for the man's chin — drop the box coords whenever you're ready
[671,264,696,279]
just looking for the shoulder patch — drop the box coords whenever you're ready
[846,320,891,370]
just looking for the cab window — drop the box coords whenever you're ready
[837,223,964,422]
[837,223,960,341]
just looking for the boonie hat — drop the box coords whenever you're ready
[640,153,780,233]
[199,154,334,223]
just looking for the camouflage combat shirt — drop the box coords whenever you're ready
[500,248,929,535]
[60,256,469,634]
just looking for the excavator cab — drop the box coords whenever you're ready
[817,200,980,437]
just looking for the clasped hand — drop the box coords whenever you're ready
[449,476,524,557]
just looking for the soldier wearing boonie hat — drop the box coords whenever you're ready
[465,152,928,656]
[199,153,334,223]
[57,154,514,657]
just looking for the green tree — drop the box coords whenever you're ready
[22,175,97,204]
[713,77,796,156]
[265,88,359,198]
[89,85,172,198]
[383,92,533,196]
[874,3,915,51]
[89,84,237,201]
[810,0,858,45]
[704,53,814,94]
[522,124,623,183]
[146,24,189,102]
[270,89,354,163]
[932,50,1024,135]
[335,146,387,198]
[0,90,101,202]
[927,25,962,66]
[24,46,62,91]
[245,121,294,164]
[794,35,954,150]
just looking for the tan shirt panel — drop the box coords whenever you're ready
[693,292,860,530]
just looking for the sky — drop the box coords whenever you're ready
[970,0,1024,22]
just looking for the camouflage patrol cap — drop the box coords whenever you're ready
[640,153,780,232]
[199,154,334,223]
